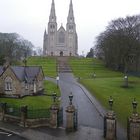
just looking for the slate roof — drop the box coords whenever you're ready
[0,66,42,83]
[0,66,3,75]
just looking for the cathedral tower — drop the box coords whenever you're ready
[43,0,78,56]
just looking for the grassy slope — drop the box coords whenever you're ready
[27,56,57,77]
[69,57,140,127]
[70,58,122,78]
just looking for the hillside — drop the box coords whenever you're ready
[69,57,140,127]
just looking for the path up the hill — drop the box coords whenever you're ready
[57,57,72,73]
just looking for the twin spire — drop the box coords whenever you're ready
[49,0,75,23]
[49,0,56,22]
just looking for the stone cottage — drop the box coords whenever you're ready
[0,66,44,98]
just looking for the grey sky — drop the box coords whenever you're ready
[0,0,140,55]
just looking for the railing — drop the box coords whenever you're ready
[28,108,50,119]
[2,103,51,119]
[6,104,21,117]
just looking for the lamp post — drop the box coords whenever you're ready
[69,92,73,105]
[124,75,128,88]
[52,92,57,103]
[123,53,135,88]
[92,47,96,79]
[109,96,113,111]
[132,98,138,114]
[56,75,59,88]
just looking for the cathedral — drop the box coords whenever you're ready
[43,0,78,56]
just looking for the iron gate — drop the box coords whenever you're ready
[73,109,78,130]
[57,107,63,127]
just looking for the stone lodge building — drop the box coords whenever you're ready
[43,0,78,57]
[0,66,44,98]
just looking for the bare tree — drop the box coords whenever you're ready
[95,15,140,73]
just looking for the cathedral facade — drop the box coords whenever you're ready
[43,0,78,56]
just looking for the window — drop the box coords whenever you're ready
[69,25,73,30]
[5,77,12,91]
[25,83,28,90]
[59,31,65,43]
[50,24,55,29]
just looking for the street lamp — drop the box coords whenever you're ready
[69,92,73,105]
[52,92,57,103]
[132,98,138,114]
[56,75,59,88]
[123,53,135,88]
[109,96,113,110]
[124,75,128,88]
[92,47,96,79]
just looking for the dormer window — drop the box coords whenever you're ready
[5,77,12,91]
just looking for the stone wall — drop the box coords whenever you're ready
[0,103,60,128]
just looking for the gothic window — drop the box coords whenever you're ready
[70,17,73,22]
[5,77,12,91]
[50,24,55,29]
[69,25,73,30]
[59,31,65,43]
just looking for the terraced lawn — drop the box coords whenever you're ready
[69,58,122,78]
[27,56,57,77]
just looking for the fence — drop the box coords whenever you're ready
[28,108,50,119]
[0,102,60,128]
[6,104,21,117]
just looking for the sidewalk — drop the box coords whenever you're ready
[0,121,104,140]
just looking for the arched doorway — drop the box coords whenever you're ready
[60,51,63,56]
[51,52,53,56]
[69,52,72,56]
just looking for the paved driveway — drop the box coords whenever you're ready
[46,73,127,139]
[58,73,103,129]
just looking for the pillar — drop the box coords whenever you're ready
[50,104,59,128]
[127,113,140,140]
[104,110,116,140]
[66,105,75,131]
[20,105,28,127]
[127,99,140,140]
[0,103,6,121]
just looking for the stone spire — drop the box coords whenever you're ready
[44,29,46,36]
[49,0,56,22]
[67,0,75,23]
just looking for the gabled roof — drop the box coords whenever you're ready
[0,66,43,83]
[11,66,25,81]
[24,67,41,82]
[58,25,66,32]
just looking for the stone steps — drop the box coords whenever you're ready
[57,57,72,73]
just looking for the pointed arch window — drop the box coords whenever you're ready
[59,31,65,43]
[5,77,12,91]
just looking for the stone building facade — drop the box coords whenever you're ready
[43,0,78,56]
[0,66,44,98]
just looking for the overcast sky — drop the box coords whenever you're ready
[0,0,140,55]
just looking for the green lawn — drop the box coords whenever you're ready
[69,57,140,127]
[44,80,61,96]
[27,56,57,77]
[0,80,60,109]
[69,58,122,78]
